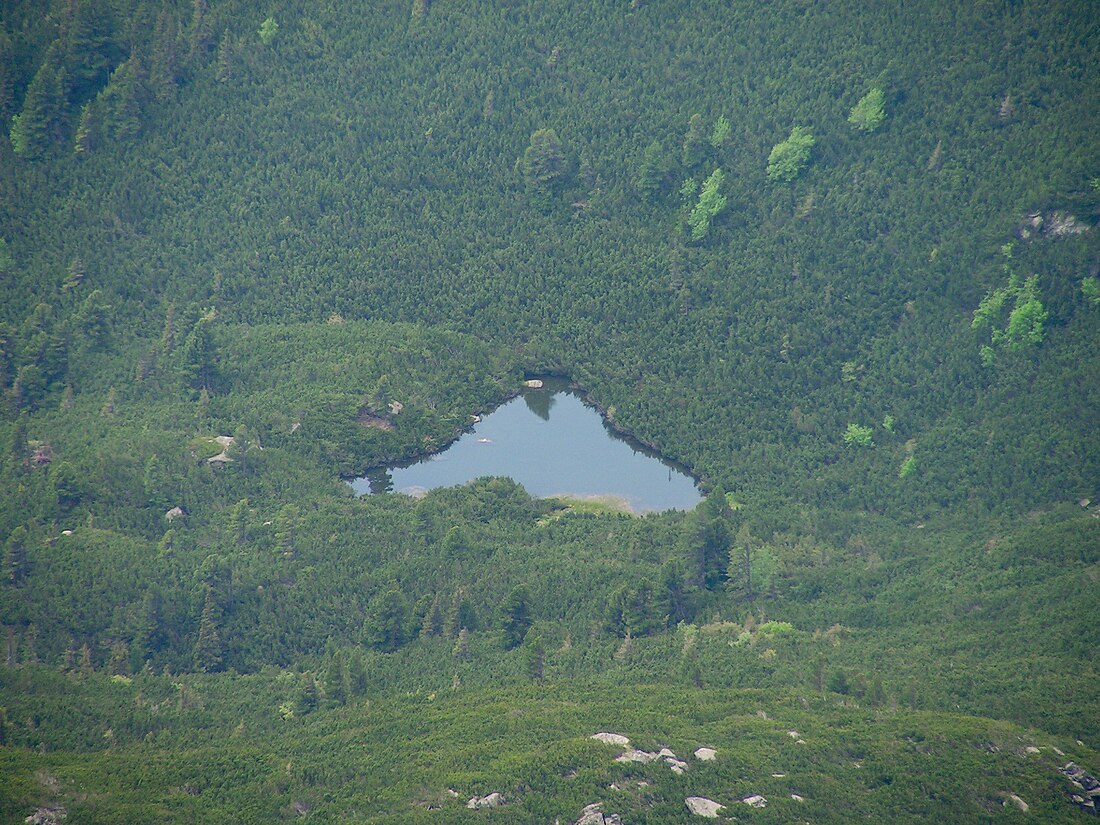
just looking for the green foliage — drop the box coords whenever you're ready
[192,587,223,673]
[522,633,544,681]
[686,489,733,590]
[499,585,532,650]
[522,128,568,206]
[687,168,728,240]
[843,423,874,447]
[635,140,668,200]
[0,1,1099,817]
[325,650,347,704]
[367,588,409,652]
[898,455,916,479]
[295,672,318,715]
[1005,291,1047,349]
[766,126,815,182]
[682,113,707,167]
[5,526,28,585]
[9,57,65,158]
[709,115,731,149]
[1083,277,1100,304]
[258,18,279,47]
[972,274,1048,362]
[94,57,150,141]
[176,314,216,390]
[678,176,699,204]
[848,88,886,132]
[726,524,755,599]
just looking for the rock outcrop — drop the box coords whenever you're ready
[24,809,66,825]
[590,732,631,747]
[684,797,725,817]
[1017,210,1091,241]
[1061,762,1100,816]
[467,792,504,809]
[574,802,623,825]
[616,747,687,773]
[693,747,717,761]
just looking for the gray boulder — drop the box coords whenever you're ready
[685,797,725,817]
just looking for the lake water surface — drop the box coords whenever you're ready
[349,379,701,512]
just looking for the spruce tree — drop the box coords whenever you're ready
[420,594,444,637]
[682,113,707,168]
[129,593,158,672]
[636,140,667,200]
[682,487,732,589]
[325,652,348,706]
[367,588,408,652]
[5,526,28,585]
[9,416,28,469]
[227,498,250,544]
[190,0,212,56]
[452,627,470,660]
[177,315,215,390]
[0,30,15,122]
[215,29,233,82]
[295,673,318,715]
[523,634,545,682]
[20,624,38,665]
[192,587,223,672]
[499,585,532,650]
[443,588,475,637]
[108,641,130,676]
[347,650,367,697]
[61,639,77,673]
[63,0,118,100]
[98,57,148,141]
[522,128,567,208]
[79,644,94,676]
[275,504,298,558]
[726,524,756,600]
[10,57,66,158]
[149,10,180,102]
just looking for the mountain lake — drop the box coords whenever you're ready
[349,378,702,513]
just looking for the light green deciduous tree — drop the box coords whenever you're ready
[849,88,886,132]
[766,126,814,183]
[687,168,727,240]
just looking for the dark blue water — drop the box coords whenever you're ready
[349,380,701,512]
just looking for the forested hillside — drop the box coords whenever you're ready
[1,0,1098,822]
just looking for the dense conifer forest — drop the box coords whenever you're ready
[1,0,1098,821]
